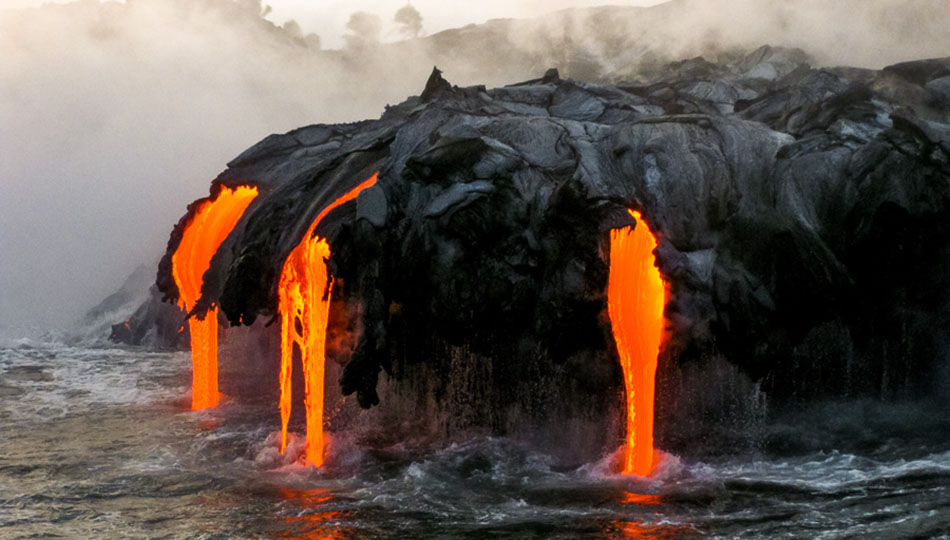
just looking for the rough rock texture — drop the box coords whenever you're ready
[130,48,950,454]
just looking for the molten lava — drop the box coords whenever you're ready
[278,173,378,466]
[607,210,666,476]
[171,185,258,410]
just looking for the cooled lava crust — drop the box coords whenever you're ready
[145,49,950,449]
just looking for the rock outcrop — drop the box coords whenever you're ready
[127,49,950,453]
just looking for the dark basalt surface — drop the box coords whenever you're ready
[133,48,950,453]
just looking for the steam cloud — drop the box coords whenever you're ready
[1,0,947,334]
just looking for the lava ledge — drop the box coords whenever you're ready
[130,48,949,452]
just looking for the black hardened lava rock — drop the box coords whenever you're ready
[128,50,950,452]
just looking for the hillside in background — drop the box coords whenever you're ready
[2,0,949,331]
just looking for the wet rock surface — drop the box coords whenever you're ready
[126,49,949,453]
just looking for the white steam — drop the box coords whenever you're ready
[0,0,412,332]
[0,0,946,334]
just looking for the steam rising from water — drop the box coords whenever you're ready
[1,0,948,334]
[0,1,407,333]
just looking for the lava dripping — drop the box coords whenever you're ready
[171,185,258,410]
[278,173,378,467]
[607,210,666,476]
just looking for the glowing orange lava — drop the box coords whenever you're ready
[278,173,378,466]
[607,210,666,476]
[171,185,258,410]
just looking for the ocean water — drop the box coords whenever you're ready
[2,339,950,539]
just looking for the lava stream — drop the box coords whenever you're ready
[171,185,258,410]
[278,173,378,467]
[607,210,666,476]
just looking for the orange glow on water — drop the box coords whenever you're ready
[616,521,692,539]
[612,490,694,538]
[607,210,666,476]
[171,185,258,410]
[275,488,349,540]
[620,491,663,506]
[278,173,378,466]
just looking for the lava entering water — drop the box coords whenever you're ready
[278,173,378,466]
[171,185,258,410]
[607,210,666,476]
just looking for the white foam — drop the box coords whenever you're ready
[0,343,188,420]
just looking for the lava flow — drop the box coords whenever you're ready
[171,185,258,410]
[607,210,666,476]
[278,173,378,466]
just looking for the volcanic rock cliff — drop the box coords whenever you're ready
[123,47,950,454]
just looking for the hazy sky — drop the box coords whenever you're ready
[6,0,669,48]
[2,0,944,335]
[263,0,669,48]
[0,0,669,334]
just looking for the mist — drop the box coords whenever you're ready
[1,0,947,334]
[0,0,410,333]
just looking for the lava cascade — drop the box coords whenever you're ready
[607,210,666,476]
[171,185,258,410]
[278,173,378,466]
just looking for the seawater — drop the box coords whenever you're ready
[2,339,950,539]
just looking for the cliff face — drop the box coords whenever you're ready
[133,48,950,453]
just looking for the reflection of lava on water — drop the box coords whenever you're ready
[612,490,697,538]
[275,488,350,540]
[620,491,663,506]
[615,520,696,539]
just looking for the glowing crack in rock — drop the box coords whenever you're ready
[171,185,259,410]
[607,210,666,476]
[278,173,378,467]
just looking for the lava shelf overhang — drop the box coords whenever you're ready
[607,210,666,476]
[170,185,258,410]
[278,173,378,467]
[135,62,950,461]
